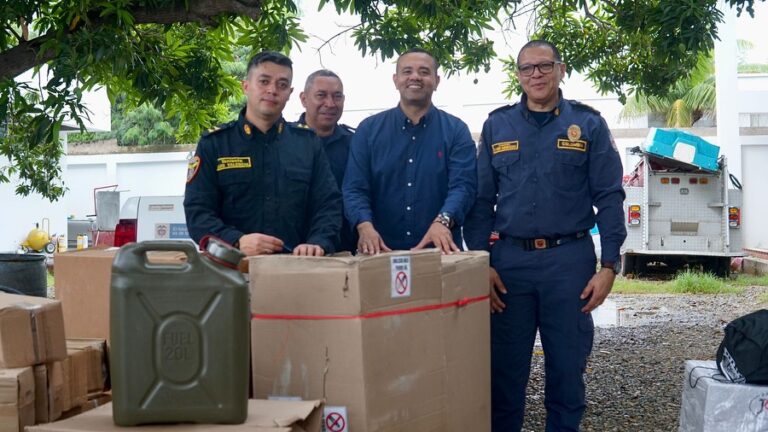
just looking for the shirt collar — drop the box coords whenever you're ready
[519,89,565,119]
[238,107,284,140]
[395,103,436,128]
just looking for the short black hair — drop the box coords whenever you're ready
[396,47,439,72]
[517,40,562,64]
[247,51,293,75]
[304,69,342,92]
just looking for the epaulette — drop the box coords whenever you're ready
[287,121,316,134]
[568,100,601,115]
[339,123,356,134]
[202,121,235,137]
[489,103,518,116]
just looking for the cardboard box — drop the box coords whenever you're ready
[0,367,35,432]
[33,362,64,424]
[679,360,768,431]
[27,399,323,431]
[65,349,89,410]
[250,250,448,431]
[65,339,108,393]
[0,293,67,368]
[440,252,491,432]
[58,393,112,421]
[53,249,187,342]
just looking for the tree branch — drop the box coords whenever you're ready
[0,0,264,80]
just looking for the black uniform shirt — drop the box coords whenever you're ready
[184,109,342,253]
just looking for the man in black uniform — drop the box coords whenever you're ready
[184,51,341,257]
[296,69,357,252]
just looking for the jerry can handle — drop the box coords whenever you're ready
[122,240,200,271]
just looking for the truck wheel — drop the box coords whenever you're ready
[622,255,636,277]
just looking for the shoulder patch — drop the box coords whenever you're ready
[489,103,518,116]
[202,121,235,137]
[569,100,601,115]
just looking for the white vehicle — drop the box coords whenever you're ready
[621,149,744,277]
[114,196,192,246]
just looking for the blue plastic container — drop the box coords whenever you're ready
[643,128,720,171]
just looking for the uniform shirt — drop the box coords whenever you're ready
[464,91,627,263]
[297,113,357,252]
[184,109,342,253]
[343,104,477,251]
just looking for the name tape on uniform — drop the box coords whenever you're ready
[492,141,519,154]
[556,139,587,152]
[216,156,252,171]
[390,255,412,298]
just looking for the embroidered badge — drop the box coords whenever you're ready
[186,156,201,184]
[243,124,252,135]
[216,157,252,172]
[567,124,581,142]
[492,141,519,155]
[557,139,587,152]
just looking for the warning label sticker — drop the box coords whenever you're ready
[390,255,411,298]
[323,406,348,432]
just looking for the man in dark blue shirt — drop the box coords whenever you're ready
[296,69,357,253]
[343,48,477,254]
[184,51,341,257]
[464,40,626,431]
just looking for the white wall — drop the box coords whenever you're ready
[741,141,768,250]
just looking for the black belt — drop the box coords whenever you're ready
[499,230,589,251]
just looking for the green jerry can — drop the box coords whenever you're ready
[110,237,249,426]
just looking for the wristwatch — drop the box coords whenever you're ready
[433,212,454,229]
[601,260,621,275]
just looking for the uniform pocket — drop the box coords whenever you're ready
[218,170,251,210]
[554,151,588,192]
[282,166,312,206]
[492,152,522,191]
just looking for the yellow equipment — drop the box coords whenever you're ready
[22,218,56,254]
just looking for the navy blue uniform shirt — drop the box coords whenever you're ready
[464,92,627,263]
[297,113,357,252]
[343,104,477,251]
[184,109,342,253]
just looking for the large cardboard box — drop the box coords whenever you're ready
[250,251,448,431]
[33,362,64,424]
[679,360,768,431]
[440,252,491,432]
[54,249,187,342]
[0,293,67,368]
[27,399,323,431]
[0,367,35,432]
[65,349,89,410]
[65,339,108,394]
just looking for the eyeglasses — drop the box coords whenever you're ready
[517,61,562,77]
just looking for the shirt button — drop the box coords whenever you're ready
[406,206,411,211]
[409,159,413,163]
[407,182,412,187]
[406,231,411,236]
[266,196,271,201]
[402,126,405,130]
[411,136,416,141]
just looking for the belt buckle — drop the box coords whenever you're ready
[533,238,548,249]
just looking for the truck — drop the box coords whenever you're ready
[114,196,192,246]
[621,130,744,277]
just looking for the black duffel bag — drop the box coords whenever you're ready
[717,309,768,384]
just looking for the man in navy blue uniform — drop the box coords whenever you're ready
[343,48,476,254]
[296,69,357,253]
[464,40,627,431]
[184,51,341,257]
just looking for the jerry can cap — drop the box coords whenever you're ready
[199,235,245,269]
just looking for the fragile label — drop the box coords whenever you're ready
[390,255,411,298]
[323,406,348,432]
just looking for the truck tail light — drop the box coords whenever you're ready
[728,207,741,228]
[699,177,708,184]
[628,205,641,226]
[689,177,698,184]
[114,219,137,246]
[671,177,680,184]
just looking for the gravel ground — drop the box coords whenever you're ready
[521,286,768,432]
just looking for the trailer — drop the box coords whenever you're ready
[621,142,744,277]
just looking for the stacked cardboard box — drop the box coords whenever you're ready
[54,249,187,342]
[0,367,35,432]
[249,250,490,431]
[27,399,323,431]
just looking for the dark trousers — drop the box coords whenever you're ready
[490,236,596,432]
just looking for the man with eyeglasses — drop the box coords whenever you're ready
[464,40,626,431]
[185,51,342,257]
[296,69,357,252]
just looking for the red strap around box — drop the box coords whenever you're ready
[251,295,490,321]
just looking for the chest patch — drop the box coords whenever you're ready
[492,141,519,155]
[217,157,252,171]
[557,139,587,152]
